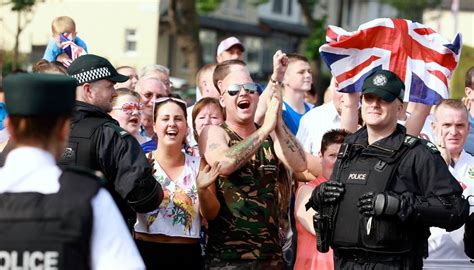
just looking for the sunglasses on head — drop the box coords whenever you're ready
[226,83,259,96]
[112,102,143,115]
[154,97,187,106]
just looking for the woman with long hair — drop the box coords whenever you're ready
[134,97,219,269]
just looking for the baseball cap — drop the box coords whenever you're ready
[3,73,76,116]
[67,54,128,85]
[361,70,405,102]
[216,36,245,56]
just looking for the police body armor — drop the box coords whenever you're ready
[0,167,100,270]
[331,135,418,253]
[58,117,111,170]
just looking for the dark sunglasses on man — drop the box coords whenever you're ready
[226,83,259,96]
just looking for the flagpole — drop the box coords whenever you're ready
[451,0,459,35]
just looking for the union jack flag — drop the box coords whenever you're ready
[319,18,461,105]
[60,32,87,67]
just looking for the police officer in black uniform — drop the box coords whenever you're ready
[309,70,469,269]
[465,213,474,259]
[61,54,163,227]
[0,73,145,269]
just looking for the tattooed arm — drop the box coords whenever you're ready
[273,122,307,173]
[199,125,274,176]
[199,97,280,176]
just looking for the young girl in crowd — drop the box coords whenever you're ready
[134,97,219,269]
[294,129,348,270]
[109,88,156,153]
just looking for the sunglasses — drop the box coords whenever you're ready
[226,83,259,96]
[152,97,188,123]
[112,102,143,115]
[154,97,187,106]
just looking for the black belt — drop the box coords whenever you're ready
[334,248,406,264]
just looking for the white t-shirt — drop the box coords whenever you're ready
[424,150,474,269]
[296,102,341,154]
[135,154,202,238]
[0,147,145,270]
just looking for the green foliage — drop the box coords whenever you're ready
[1,50,27,76]
[304,16,327,61]
[451,45,474,99]
[381,0,441,22]
[196,0,221,13]
[250,0,269,6]
[9,0,35,11]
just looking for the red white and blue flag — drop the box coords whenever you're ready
[60,32,87,67]
[319,18,461,105]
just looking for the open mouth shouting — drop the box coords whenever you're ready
[165,130,178,139]
[237,100,251,110]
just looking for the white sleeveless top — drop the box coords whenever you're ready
[135,154,201,238]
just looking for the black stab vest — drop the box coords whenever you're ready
[0,167,101,269]
[332,136,418,253]
[58,118,111,170]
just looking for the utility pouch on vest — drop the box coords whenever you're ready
[359,215,409,251]
[58,117,111,170]
[332,138,415,252]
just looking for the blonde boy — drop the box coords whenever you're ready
[42,16,88,65]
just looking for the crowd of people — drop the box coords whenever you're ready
[0,15,473,270]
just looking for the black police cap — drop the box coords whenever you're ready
[3,73,76,116]
[67,54,128,85]
[361,70,405,102]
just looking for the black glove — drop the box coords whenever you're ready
[357,192,401,217]
[311,181,345,207]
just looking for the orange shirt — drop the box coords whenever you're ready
[294,176,334,270]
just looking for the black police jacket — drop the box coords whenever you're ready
[65,101,162,218]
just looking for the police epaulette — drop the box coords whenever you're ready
[104,122,130,138]
[418,139,440,154]
[62,165,108,186]
[403,135,419,148]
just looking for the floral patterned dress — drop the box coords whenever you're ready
[135,154,201,238]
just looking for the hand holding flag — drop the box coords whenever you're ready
[59,32,87,67]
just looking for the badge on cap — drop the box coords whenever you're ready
[373,74,387,86]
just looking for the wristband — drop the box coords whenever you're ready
[270,77,283,85]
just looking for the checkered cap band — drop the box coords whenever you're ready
[71,67,112,84]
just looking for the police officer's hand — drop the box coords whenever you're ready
[357,192,401,217]
[311,181,345,206]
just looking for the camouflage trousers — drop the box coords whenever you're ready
[205,258,285,270]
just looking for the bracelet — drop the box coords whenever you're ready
[270,77,283,85]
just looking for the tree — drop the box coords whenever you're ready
[5,0,36,71]
[168,0,203,83]
[381,0,442,23]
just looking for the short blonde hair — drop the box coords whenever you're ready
[51,16,76,35]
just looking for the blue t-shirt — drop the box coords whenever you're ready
[465,113,474,155]
[0,102,7,130]
[42,35,88,62]
[282,101,312,135]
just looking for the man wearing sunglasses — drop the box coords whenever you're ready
[198,53,307,269]
[62,54,163,230]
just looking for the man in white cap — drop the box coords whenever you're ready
[216,36,245,63]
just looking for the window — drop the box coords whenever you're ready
[125,29,137,53]
[287,0,293,15]
[199,30,217,64]
[244,37,263,74]
[272,0,283,14]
